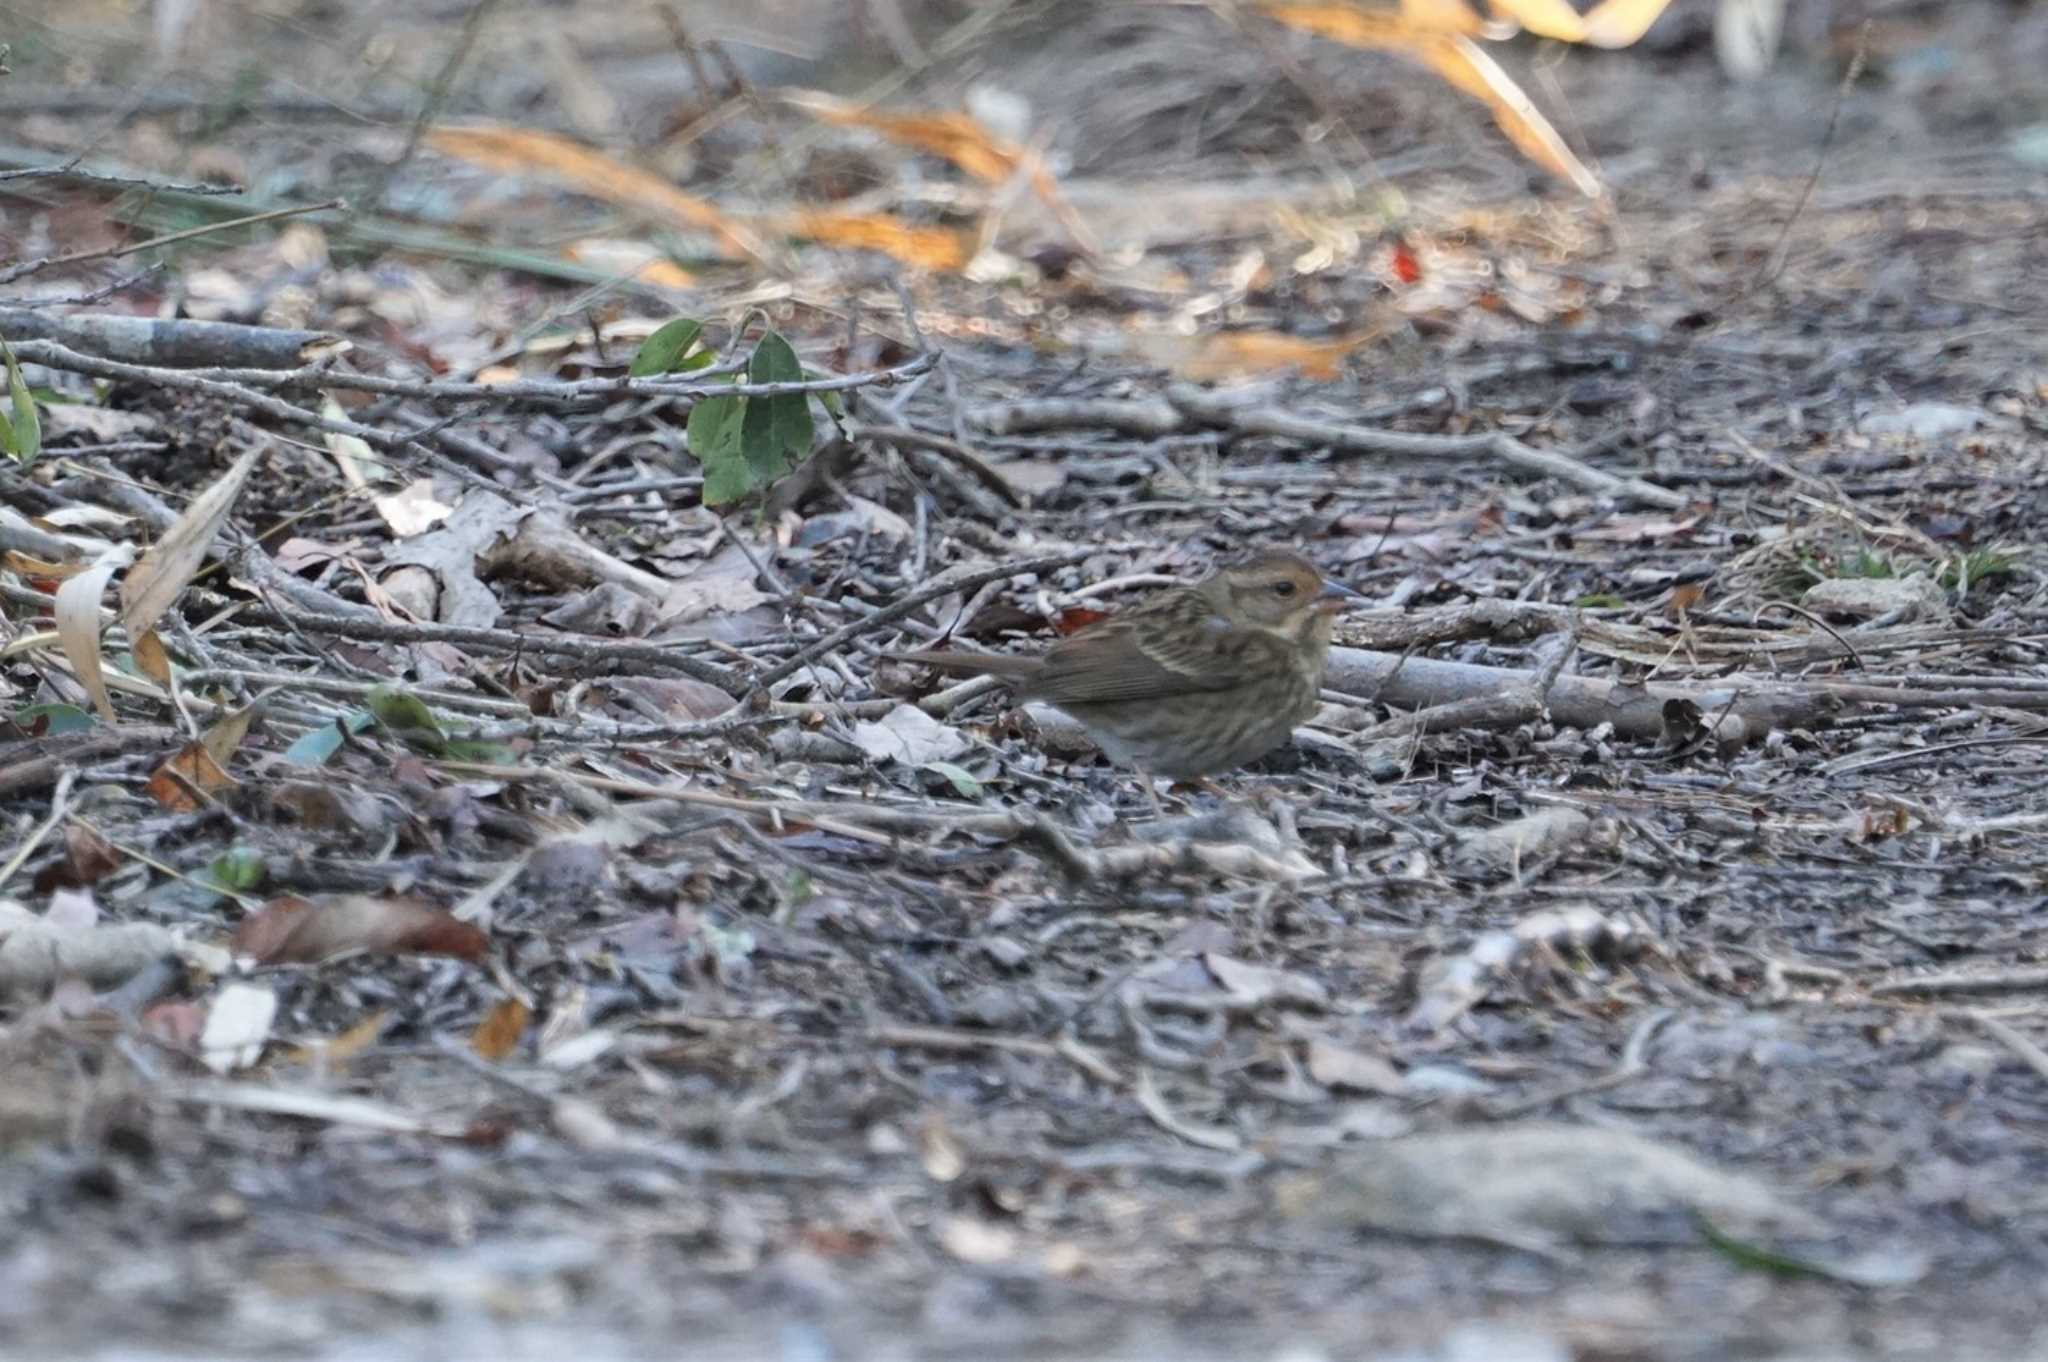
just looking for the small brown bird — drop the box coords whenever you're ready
[891,549,1361,796]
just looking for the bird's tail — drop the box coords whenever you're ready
[885,649,1040,682]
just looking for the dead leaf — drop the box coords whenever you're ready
[850,704,971,766]
[373,478,454,538]
[1123,328,1385,381]
[321,395,380,489]
[471,996,532,1061]
[1258,4,1604,197]
[145,698,260,811]
[788,90,1026,183]
[232,894,488,965]
[53,546,133,721]
[777,209,972,272]
[1306,1039,1409,1095]
[1413,35,1603,197]
[287,1010,395,1067]
[31,822,122,893]
[119,446,262,645]
[657,541,775,622]
[561,238,695,290]
[601,676,736,721]
[143,739,235,812]
[130,628,172,687]
[426,124,767,263]
[198,981,277,1074]
[1581,0,1680,47]
[1205,953,1331,1009]
[36,403,159,441]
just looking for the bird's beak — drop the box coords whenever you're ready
[1314,577,1365,613]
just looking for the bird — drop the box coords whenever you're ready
[888,548,1361,804]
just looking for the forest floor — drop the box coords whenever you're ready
[2,2,2046,1359]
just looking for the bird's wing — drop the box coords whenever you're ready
[1020,593,1284,705]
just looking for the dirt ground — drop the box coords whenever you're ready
[3,2,2047,1359]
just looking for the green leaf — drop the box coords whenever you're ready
[11,702,97,736]
[687,375,750,505]
[923,761,983,799]
[283,710,376,766]
[1694,1213,1823,1278]
[700,449,756,506]
[806,372,844,420]
[208,845,268,893]
[739,332,814,482]
[440,738,519,764]
[365,685,450,756]
[1,336,41,464]
[628,318,706,377]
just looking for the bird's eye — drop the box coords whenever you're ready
[1270,580,1298,597]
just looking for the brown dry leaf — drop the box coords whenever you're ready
[3,551,87,581]
[785,90,1093,252]
[288,1009,395,1066]
[143,740,235,812]
[1259,3,1603,198]
[146,696,261,810]
[471,996,532,1061]
[788,91,1023,183]
[53,547,132,722]
[1206,329,1381,380]
[130,628,172,687]
[777,209,972,272]
[119,446,262,645]
[1411,34,1603,197]
[425,124,767,263]
[232,893,489,965]
[1260,2,1424,46]
[31,823,122,893]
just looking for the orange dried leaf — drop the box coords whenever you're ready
[2,551,85,581]
[1133,328,1386,382]
[145,740,235,811]
[1579,0,1678,47]
[426,124,766,263]
[1411,35,1603,197]
[131,628,172,687]
[1401,0,1490,33]
[471,997,532,1061]
[233,893,488,965]
[791,93,1021,184]
[1258,2,1419,48]
[779,209,973,272]
[288,1010,394,1066]
[1483,0,1589,41]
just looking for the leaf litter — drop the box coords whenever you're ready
[1,4,2046,1360]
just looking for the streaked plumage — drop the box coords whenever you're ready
[891,549,1360,782]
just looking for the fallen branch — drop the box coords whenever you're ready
[0,307,339,370]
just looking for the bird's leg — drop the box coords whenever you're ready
[1137,772,1166,820]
